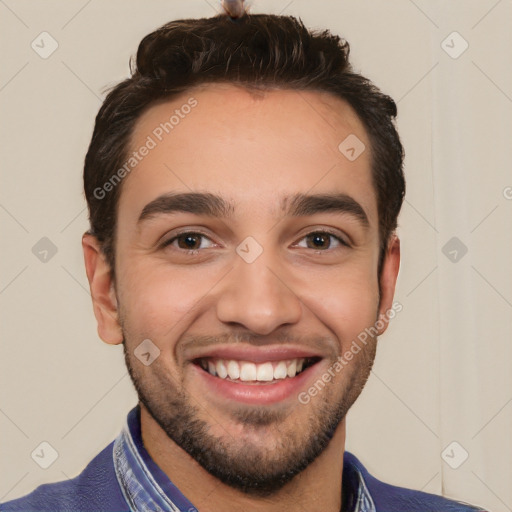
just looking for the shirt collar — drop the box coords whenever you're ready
[113,405,376,512]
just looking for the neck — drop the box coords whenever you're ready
[140,403,345,512]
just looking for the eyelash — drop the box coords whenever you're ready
[161,230,349,254]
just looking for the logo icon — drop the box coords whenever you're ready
[441,32,469,59]
[442,237,468,263]
[338,134,366,162]
[236,236,263,264]
[31,32,59,59]
[134,339,161,366]
[32,237,58,263]
[31,441,59,469]
[441,441,469,469]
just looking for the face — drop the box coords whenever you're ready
[85,84,399,496]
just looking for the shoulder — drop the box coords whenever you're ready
[344,452,488,512]
[0,441,128,512]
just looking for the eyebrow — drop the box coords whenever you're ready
[137,191,369,227]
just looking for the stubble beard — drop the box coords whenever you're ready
[122,335,377,497]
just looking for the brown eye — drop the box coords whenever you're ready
[162,232,214,252]
[307,233,330,250]
[176,234,202,250]
[297,231,348,251]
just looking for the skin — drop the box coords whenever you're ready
[83,84,400,512]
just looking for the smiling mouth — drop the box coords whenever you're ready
[193,357,321,384]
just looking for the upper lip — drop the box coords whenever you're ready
[187,345,324,364]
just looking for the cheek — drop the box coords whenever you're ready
[117,262,220,343]
[303,265,379,348]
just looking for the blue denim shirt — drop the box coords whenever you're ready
[0,405,486,512]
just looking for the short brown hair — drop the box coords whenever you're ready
[83,13,405,278]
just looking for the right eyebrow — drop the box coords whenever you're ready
[137,192,235,225]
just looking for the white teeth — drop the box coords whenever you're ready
[274,361,287,379]
[203,357,311,381]
[287,360,297,378]
[216,360,228,379]
[240,362,257,381]
[256,362,274,381]
[227,360,240,380]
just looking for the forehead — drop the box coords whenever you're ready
[118,84,376,227]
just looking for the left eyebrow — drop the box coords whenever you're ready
[282,192,369,227]
[137,191,369,228]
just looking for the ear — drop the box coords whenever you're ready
[82,233,123,345]
[376,234,401,336]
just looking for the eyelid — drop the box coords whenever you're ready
[292,229,350,250]
[160,229,216,250]
[161,227,351,253]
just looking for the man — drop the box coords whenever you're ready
[1,4,487,512]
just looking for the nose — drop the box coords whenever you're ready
[215,250,302,335]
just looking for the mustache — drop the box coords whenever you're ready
[177,331,339,359]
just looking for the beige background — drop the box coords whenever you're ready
[1,1,511,510]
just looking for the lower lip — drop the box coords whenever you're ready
[190,362,322,405]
